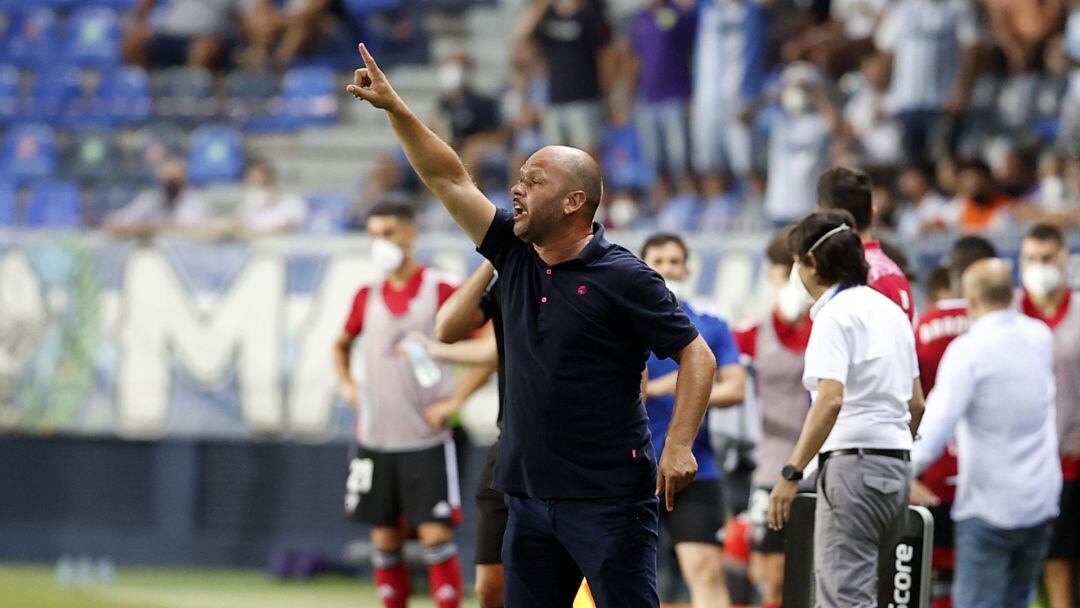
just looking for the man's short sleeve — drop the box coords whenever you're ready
[621,264,699,360]
[343,287,369,337]
[733,324,759,359]
[477,209,521,271]
[802,313,851,389]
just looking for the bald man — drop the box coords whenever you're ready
[912,258,1061,607]
[346,44,717,607]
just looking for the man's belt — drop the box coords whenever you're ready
[819,448,910,469]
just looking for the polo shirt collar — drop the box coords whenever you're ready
[555,222,612,266]
[810,284,841,320]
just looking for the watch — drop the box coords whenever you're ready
[781,465,803,482]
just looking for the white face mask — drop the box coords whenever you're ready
[608,197,638,227]
[789,263,814,302]
[1022,264,1064,298]
[781,87,810,114]
[243,186,273,210]
[665,278,689,301]
[776,280,810,322]
[438,62,466,94]
[370,238,405,275]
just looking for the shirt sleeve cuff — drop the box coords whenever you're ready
[477,208,513,266]
[652,327,700,361]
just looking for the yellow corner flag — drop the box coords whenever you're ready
[573,580,595,608]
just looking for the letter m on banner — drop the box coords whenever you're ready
[116,248,284,437]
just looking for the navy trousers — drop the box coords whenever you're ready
[503,493,660,607]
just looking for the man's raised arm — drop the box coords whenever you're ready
[346,43,495,245]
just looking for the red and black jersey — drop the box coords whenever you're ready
[914,299,969,503]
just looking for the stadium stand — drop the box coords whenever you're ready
[25,179,80,227]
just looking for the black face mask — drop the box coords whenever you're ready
[163,181,182,201]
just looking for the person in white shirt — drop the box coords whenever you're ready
[875,0,980,163]
[912,258,1060,607]
[235,160,308,236]
[105,158,211,238]
[757,64,840,227]
[767,209,924,608]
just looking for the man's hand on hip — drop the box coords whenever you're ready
[656,441,697,512]
[346,43,403,114]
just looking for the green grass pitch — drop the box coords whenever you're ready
[0,564,439,608]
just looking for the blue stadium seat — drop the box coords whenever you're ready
[81,0,135,11]
[0,64,18,126]
[343,0,404,17]
[87,180,139,224]
[26,180,81,228]
[1,123,57,184]
[24,68,83,126]
[153,67,216,125]
[187,124,244,185]
[280,66,338,129]
[20,0,74,9]
[67,7,121,68]
[62,131,118,183]
[129,123,186,181]
[6,9,57,68]
[0,179,15,226]
[224,70,280,131]
[88,66,151,128]
[306,193,353,234]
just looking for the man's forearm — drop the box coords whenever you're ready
[386,105,472,199]
[436,263,494,343]
[708,365,746,408]
[430,335,498,366]
[333,340,353,384]
[786,394,842,471]
[666,337,717,446]
[448,361,497,407]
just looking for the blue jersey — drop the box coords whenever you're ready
[645,301,740,480]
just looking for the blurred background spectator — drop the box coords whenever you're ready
[515,0,612,156]
[104,158,210,237]
[0,0,1075,237]
[234,159,308,235]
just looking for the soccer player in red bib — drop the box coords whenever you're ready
[1017,223,1080,608]
[817,166,915,322]
[332,201,463,608]
[734,232,812,608]
[911,235,997,608]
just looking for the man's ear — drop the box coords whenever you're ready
[564,191,587,216]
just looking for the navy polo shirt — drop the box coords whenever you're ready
[478,209,700,499]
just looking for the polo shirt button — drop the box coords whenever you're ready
[541,296,548,303]
[546,269,552,275]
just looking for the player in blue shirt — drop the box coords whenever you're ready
[641,233,747,608]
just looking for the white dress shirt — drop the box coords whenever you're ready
[913,309,1061,530]
[804,284,919,453]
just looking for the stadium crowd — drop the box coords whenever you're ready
[1,0,1077,238]
[366,0,1080,237]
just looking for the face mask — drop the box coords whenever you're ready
[243,187,273,209]
[608,197,638,227]
[438,62,466,94]
[665,279,689,301]
[776,280,810,322]
[370,238,405,275]
[1022,264,1064,298]
[163,180,182,201]
[781,87,810,114]
[789,263,814,302]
